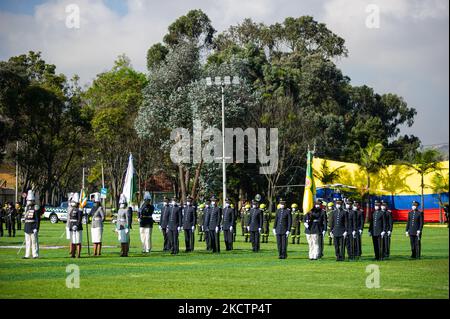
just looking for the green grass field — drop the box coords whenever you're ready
[0,221,448,299]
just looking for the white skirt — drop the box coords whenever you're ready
[70,230,82,244]
[118,229,129,243]
[91,227,103,243]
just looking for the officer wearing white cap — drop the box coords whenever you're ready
[115,194,130,257]
[68,192,83,258]
[90,192,105,256]
[23,190,40,259]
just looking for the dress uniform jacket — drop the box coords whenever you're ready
[274,208,292,234]
[304,209,322,234]
[68,207,83,231]
[248,208,263,231]
[182,205,197,230]
[369,210,386,236]
[222,207,235,230]
[160,205,170,229]
[138,203,154,228]
[24,205,39,234]
[345,209,356,233]
[167,205,182,231]
[384,210,393,232]
[207,206,222,230]
[406,210,424,235]
[330,208,347,236]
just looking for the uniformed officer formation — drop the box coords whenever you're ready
[9,191,425,261]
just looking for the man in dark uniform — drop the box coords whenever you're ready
[318,201,327,258]
[167,197,182,255]
[5,202,16,237]
[138,192,154,253]
[406,201,424,259]
[203,200,211,250]
[344,199,356,260]
[222,198,235,251]
[241,202,250,242]
[369,200,386,261]
[197,203,205,242]
[159,196,171,252]
[15,202,24,231]
[182,196,197,252]
[248,200,263,252]
[273,199,292,259]
[290,203,301,244]
[0,203,4,237]
[208,195,222,253]
[353,200,364,259]
[23,191,40,259]
[381,200,393,258]
[330,199,348,261]
[260,203,271,243]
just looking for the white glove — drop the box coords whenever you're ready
[72,226,77,231]
[417,230,421,236]
[159,225,162,231]
[304,222,309,229]
[272,229,276,235]
[322,231,326,237]
[368,231,372,237]
[125,228,129,234]
[285,231,290,236]
[112,220,117,224]
[138,218,141,222]
[352,231,356,237]
[215,226,219,233]
[381,231,385,237]
[258,228,261,233]
[343,231,347,238]
[177,227,181,232]
[330,232,334,238]
[247,226,250,231]
[33,229,38,234]
[230,226,233,231]
[191,226,195,231]
[387,231,391,236]
[405,231,409,237]
[359,230,362,235]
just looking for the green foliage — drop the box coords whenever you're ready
[146,43,169,70]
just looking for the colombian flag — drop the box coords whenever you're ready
[302,151,316,213]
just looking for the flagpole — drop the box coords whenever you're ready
[82,165,90,256]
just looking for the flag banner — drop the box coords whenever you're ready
[302,151,316,214]
[79,188,88,208]
[122,153,137,207]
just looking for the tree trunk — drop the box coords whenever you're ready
[365,174,371,224]
[178,164,186,203]
[421,174,425,217]
[191,160,203,201]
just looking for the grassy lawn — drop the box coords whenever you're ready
[0,221,448,299]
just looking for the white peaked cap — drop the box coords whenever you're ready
[93,192,101,202]
[144,191,151,200]
[71,192,80,203]
[119,194,127,204]
[26,190,35,201]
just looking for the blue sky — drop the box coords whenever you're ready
[0,0,448,146]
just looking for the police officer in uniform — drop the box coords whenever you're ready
[330,199,348,261]
[353,200,364,258]
[208,195,222,253]
[369,200,386,261]
[304,200,322,260]
[5,202,17,237]
[159,196,171,252]
[90,193,105,256]
[115,194,131,257]
[381,200,393,258]
[318,201,327,258]
[182,196,197,252]
[197,203,205,242]
[23,190,40,259]
[138,192,154,253]
[290,203,301,244]
[344,199,356,261]
[167,197,182,255]
[248,200,263,252]
[260,203,271,243]
[326,202,334,245]
[15,202,24,231]
[241,203,251,242]
[68,193,83,258]
[406,201,424,259]
[222,198,235,251]
[273,199,291,259]
[203,200,211,250]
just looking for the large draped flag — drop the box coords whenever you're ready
[122,153,137,207]
[302,150,316,213]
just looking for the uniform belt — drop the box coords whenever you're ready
[70,219,78,222]
[94,218,102,221]
[25,220,35,223]
[119,219,126,221]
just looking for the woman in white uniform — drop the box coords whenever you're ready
[68,192,83,258]
[90,193,105,256]
[116,194,130,257]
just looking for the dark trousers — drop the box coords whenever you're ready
[346,235,355,260]
[409,235,421,258]
[224,230,233,250]
[355,233,362,257]
[6,219,15,237]
[334,236,345,261]
[0,220,3,237]
[162,228,170,251]
[184,229,194,252]
[16,218,22,230]
[209,230,220,253]
[372,235,383,260]
[276,234,288,259]
[168,229,179,254]
[318,233,324,257]
[250,231,260,252]
[204,228,211,250]
[383,234,391,257]
[232,223,237,242]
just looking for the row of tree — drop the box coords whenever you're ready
[0,10,446,212]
